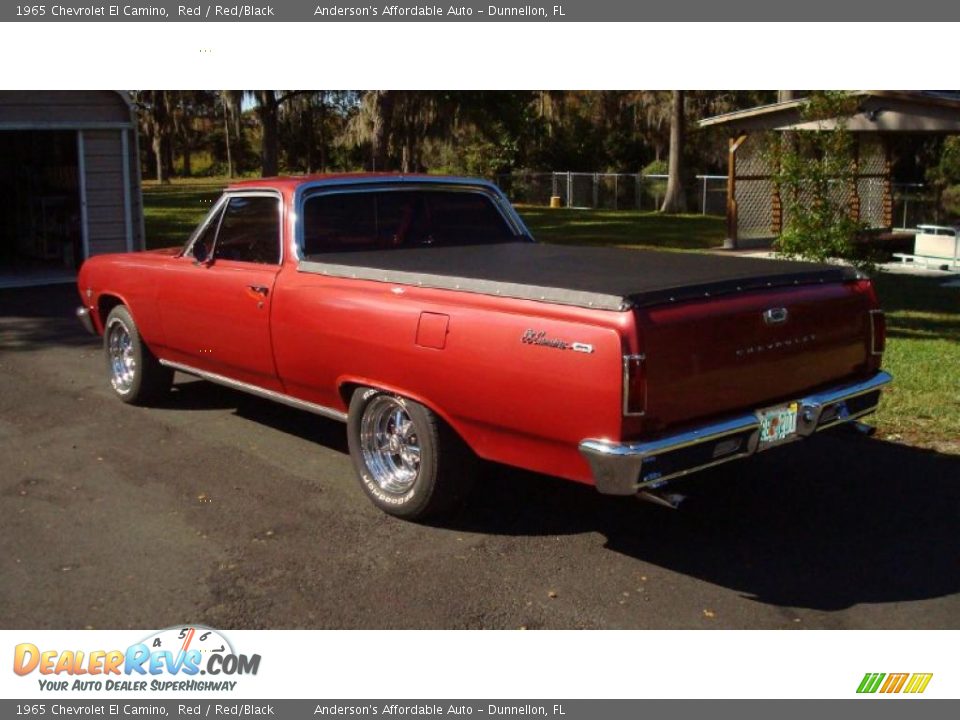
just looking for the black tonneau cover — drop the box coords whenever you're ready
[298,242,859,311]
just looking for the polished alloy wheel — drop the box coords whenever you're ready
[359,395,422,494]
[107,319,136,394]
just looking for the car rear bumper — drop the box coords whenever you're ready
[76,306,96,335]
[579,370,893,496]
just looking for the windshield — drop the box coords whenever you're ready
[301,188,519,255]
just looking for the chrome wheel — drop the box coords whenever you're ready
[107,319,136,394]
[359,395,422,495]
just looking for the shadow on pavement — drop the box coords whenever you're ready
[445,432,960,612]
[0,285,98,352]
[6,283,958,614]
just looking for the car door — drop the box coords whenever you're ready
[157,191,284,391]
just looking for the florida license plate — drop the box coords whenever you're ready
[758,402,799,448]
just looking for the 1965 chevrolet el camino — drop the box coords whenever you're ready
[76,174,891,519]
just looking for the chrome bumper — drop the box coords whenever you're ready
[580,371,893,496]
[75,306,96,335]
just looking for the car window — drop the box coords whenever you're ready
[213,196,281,264]
[188,203,224,259]
[302,189,516,255]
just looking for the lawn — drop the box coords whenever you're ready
[141,178,226,249]
[142,181,957,452]
[518,205,725,250]
[870,273,960,452]
[141,181,727,251]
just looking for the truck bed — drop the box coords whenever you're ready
[299,242,859,311]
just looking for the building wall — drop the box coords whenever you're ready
[0,91,142,261]
[0,91,131,126]
[81,129,134,255]
[732,133,890,245]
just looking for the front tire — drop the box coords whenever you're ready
[104,305,172,404]
[347,388,475,520]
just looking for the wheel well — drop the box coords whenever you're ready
[337,381,471,451]
[97,295,125,326]
[338,382,360,408]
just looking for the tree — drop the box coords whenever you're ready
[659,91,687,213]
[771,92,870,267]
[134,91,174,184]
[252,91,311,177]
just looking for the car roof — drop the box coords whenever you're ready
[227,173,496,193]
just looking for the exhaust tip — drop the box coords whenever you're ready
[637,490,687,510]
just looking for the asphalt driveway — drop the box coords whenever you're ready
[1,285,958,629]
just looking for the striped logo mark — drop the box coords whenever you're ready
[857,673,933,694]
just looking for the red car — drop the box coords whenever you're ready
[76,175,891,519]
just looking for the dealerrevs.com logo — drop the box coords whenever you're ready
[13,626,261,692]
[857,673,933,695]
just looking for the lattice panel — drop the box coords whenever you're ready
[859,135,886,175]
[736,178,773,239]
[735,135,772,177]
[858,178,886,228]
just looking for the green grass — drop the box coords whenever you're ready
[870,273,960,450]
[142,179,227,249]
[141,181,957,452]
[517,205,726,250]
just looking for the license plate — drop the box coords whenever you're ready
[758,402,799,448]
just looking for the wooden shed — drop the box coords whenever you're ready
[0,91,143,287]
[699,91,960,249]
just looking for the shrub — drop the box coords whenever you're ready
[768,92,873,270]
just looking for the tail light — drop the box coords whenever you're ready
[870,309,886,355]
[850,279,885,357]
[851,278,879,305]
[623,354,646,416]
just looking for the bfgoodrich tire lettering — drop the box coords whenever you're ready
[347,388,476,520]
[103,305,172,405]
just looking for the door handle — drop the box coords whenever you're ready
[248,285,269,296]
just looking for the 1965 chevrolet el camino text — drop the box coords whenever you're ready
[76,175,891,519]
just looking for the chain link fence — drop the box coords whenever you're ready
[495,172,728,215]
[496,174,944,230]
[891,183,940,230]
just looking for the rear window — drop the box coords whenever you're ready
[302,189,516,255]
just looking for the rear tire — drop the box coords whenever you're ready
[103,305,172,405]
[347,388,476,520]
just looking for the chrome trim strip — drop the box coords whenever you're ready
[869,309,885,356]
[297,260,627,311]
[622,354,647,417]
[159,360,348,423]
[580,370,893,496]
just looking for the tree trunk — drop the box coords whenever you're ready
[223,98,234,178]
[660,90,687,214]
[152,133,167,184]
[317,93,328,172]
[303,103,314,173]
[182,143,192,177]
[371,91,394,171]
[256,91,280,177]
[162,137,175,181]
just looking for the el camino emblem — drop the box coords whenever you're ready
[521,329,594,354]
[736,333,816,358]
